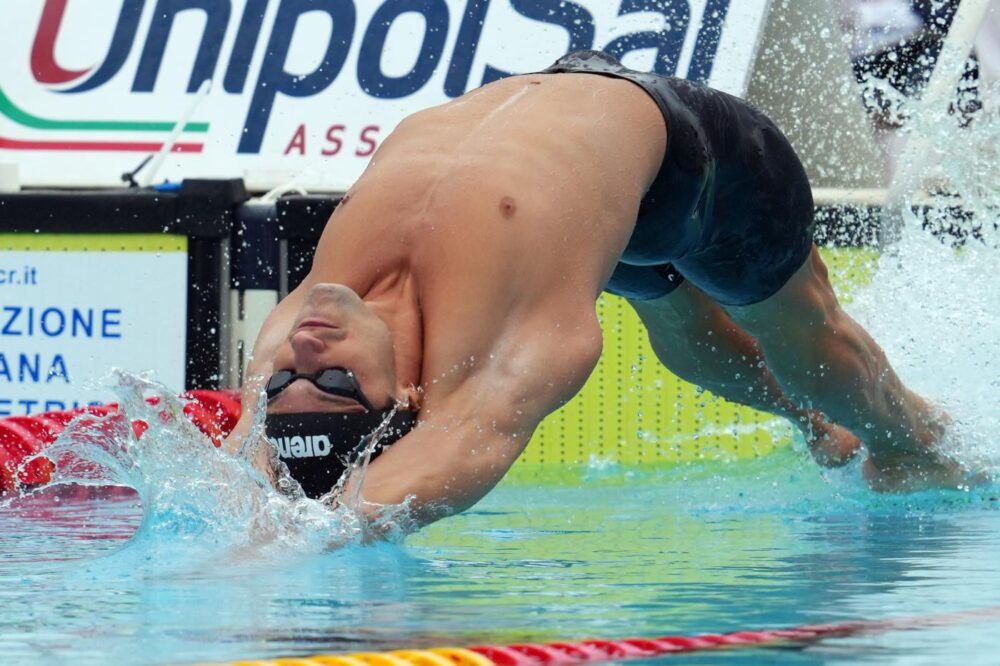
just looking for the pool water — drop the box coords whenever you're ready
[2,448,1000,666]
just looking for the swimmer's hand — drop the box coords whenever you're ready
[318,490,423,543]
[801,411,862,468]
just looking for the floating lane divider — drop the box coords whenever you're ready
[0,390,242,494]
[195,605,1000,665]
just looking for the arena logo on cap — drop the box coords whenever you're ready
[271,434,333,459]
[2,0,732,158]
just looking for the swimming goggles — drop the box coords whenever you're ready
[265,368,376,411]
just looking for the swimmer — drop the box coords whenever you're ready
[226,50,969,525]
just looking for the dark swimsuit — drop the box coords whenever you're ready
[538,50,815,306]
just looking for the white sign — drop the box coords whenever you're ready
[0,0,770,190]
[0,243,187,416]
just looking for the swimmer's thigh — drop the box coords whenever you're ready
[627,279,765,397]
[606,260,771,394]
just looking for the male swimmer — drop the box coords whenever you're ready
[226,50,967,526]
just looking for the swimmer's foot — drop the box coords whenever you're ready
[861,453,982,492]
[798,411,862,468]
[860,410,987,492]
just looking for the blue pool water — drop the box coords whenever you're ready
[2,450,1000,666]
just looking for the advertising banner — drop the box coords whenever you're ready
[0,235,188,416]
[0,0,770,191]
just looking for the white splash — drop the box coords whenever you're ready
[13,371,416,557]
[850,77,1000,478]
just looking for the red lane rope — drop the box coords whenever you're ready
[462,606,1000,663]
[200,605,1000,665]
[0,390,242,494]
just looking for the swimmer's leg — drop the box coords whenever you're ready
[724,245,964,490]
[628,280,861,467]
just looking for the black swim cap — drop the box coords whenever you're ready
[264,408,417,499]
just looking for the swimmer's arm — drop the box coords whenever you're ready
[341,335,599,528]
[341,386,543,528]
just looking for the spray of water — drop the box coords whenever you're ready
[850,235,1000,479]
[850,74,1000,479]
[8,371,416,559]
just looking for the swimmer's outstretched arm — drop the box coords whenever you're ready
[339,372,547,527]
[340,337,596,527]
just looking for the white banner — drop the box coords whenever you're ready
[0,240,188,416]
[0,0,770,191]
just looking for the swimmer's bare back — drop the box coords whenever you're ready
[308,74,667,397]
[230,73,668,521]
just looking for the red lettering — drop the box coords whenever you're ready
[283,124,307,156]
[355,125,380,157]
[322,124,346,156]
